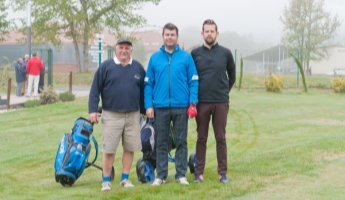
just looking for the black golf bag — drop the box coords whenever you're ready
[136,119,198,183]
[136,118,157,183]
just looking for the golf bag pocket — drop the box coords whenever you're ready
[141,118,156,160]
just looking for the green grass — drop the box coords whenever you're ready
[1,87,345,199]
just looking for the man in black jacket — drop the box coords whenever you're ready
[191,19,236,184]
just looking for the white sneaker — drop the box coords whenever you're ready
[151,178,166,186]
[176,177,189,185]
[120,179,134,187]
[101,181,111,191]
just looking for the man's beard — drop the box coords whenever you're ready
[204,37,216,46]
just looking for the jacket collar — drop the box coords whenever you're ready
[160,44,180,54]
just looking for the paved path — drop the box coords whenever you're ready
[0,86,90,109]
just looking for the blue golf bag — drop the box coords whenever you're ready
[54,117,98,186]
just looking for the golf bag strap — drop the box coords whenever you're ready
[86,135,98,168]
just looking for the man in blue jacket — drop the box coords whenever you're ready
[144,22,199,186]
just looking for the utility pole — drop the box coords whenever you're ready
[27,0,31,57]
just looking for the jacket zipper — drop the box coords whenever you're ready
[168,54,171,107]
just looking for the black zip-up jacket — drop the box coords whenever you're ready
[191,43,236,103]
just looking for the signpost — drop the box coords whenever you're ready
[89,33,104,67]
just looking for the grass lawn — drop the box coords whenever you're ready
[1,86,344,199]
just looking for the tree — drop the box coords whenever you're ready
[11,0,161,72]
[0,0,13,43]
[280,0,341,73]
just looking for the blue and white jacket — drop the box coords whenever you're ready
[144,44,199,109]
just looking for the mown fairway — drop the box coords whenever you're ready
[1,84,344,199]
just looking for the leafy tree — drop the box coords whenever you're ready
[280,0,341,73]
[11,0,161,72]
[0,0,13,43]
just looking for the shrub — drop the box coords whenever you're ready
[264,73,284,93]
[24,99,41,108]
[331,77,345,93]
[59,91,75,102]
[40,86,59,105]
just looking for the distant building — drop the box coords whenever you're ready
[309,45,345,75]
[0,29,173,72]
[243,45,295,75]
[243,44,345,75]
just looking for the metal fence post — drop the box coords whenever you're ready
[7,78,11,109]
[69,71,72,93]
[48,48,53,86]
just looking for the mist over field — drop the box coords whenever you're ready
[138,0,345,46]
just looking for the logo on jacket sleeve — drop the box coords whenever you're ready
[192,75,199,80]
[144,77,149,82]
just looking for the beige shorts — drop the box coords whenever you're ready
[101,110,141,154]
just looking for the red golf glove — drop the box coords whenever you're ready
[187,104,197,119]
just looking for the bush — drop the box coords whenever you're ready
[331,77,345,93]
[24,99,41,108]
[264,73,284,93]
[40,86,59,105]
[59,91,75,102]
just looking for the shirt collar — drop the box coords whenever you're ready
[114,56,132,66]
[202,42,219,50]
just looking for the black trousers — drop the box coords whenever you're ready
[38,74,44,93]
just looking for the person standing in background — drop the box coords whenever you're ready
[26,52,44,98]
[38,58,45,93]
[191,19,236,184]
[14,58,26,96]
[21,54,30,95]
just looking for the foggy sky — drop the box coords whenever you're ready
[6,0,345,45]
[139,0,345,45]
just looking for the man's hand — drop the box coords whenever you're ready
[187,104,197,119]
[146,108,154,119]
[89,113,99,124]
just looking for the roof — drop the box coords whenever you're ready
[0,30,190,52]
[243,45,290,62]
[1,30,162,51]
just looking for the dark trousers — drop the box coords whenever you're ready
[154,108,188,180]
[195,102,229,175]
[38,74,44,93]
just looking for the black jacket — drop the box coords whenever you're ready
[15,62,27,83]
[191,43,236,103]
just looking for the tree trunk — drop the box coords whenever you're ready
[82,19,90,72]
[69,22,82,73]
[72,39,82,73]
[83,29,89,72]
